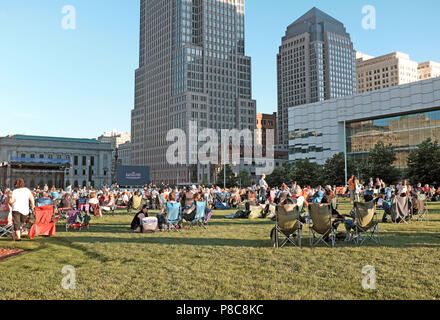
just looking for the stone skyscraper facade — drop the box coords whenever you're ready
[277,7,357,150]
[132,0,256,185]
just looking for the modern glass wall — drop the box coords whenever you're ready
[346,109,440,168]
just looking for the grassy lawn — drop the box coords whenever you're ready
[1,199,439,300]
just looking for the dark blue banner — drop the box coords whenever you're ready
[116,166,150,186]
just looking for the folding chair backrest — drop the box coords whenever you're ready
[331,197,338,210]
[34,205,54,224]
[354,201,376,229]
[132,195,143,209]
[0,204,12,225]
[194,201,206,221]
[391,195,410,221]
[277,203,300,234]
[67,210,80,224]
[166,202,181,222]
[248,205,263,219]
[309,203,332,235]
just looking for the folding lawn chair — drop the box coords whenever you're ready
[66,210,91,232]
[166,202,182,231]
[248,205,263,219]
[417,193,429,222]
[391,195,411,224]
[28,205,56,239]
[189,201,207,228]
[308,203,336,247]
[0,204,13,238]
[351,200,380,246]
[270,202,302,248]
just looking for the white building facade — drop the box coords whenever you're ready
[0,135,112,189]
[288,77,440,168]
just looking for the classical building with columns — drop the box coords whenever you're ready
[0,135,112,189]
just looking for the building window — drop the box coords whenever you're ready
[74,156,78,166]
[39,154,44,159]
[21,154,25,158]
[82,156,87,166]
[90,156,95,166]
[30,154,35,159]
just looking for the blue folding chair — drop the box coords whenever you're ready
[166,202,181,231]
[190,201,207,229]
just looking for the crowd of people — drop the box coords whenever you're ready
[1,174,439,241]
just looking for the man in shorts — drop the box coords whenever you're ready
[9,178,35,241]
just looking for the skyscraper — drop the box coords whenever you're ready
[277,7,357,150]
[132,0,256,185]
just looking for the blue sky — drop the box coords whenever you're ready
[1,0,440,138]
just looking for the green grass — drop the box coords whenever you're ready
[1,199,439,300]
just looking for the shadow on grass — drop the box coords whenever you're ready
[54,230,440,249]
[59,235,270,248]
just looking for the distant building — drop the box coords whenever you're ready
[0,135,112,189]
[277,7,357,150]
[97,130,130,183]
[357,52,440,94]
[356,52,419,93]
[117,141,132,166]
[256,112,277,151]
[418,61,440,81]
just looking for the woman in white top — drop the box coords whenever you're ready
[9,178,35,241]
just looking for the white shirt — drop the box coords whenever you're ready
[88,197,99,205]
[259,179,268,189]
[296,196,305,208]
[11,188,33,215]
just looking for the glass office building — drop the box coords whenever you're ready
[288,77,440,167]
[346,110,440,168]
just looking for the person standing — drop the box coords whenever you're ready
[258,174,269,204]
[8,178,35,241]
[348,175,356,203]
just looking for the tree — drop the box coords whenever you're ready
[216,165,237,188]
[407,138,440,185]
[359,141,401,184]
[266,162,293,187]
[321,152,357,186]
[237,170,251,187]
[291,159,323,187]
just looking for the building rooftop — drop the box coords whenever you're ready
[4,134,101,144]
[284,7,349,41]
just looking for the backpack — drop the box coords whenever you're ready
[141,217,158,233]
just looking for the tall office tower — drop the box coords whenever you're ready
[357,52,419,93]
[131,0,256,185]
[277,7,357,150]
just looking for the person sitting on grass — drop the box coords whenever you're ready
[88,192,102,218]
[130,204,149,233]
